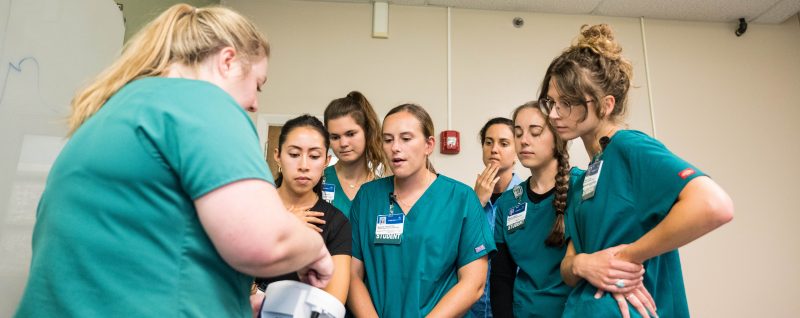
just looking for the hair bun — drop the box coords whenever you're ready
[574,24,622,61]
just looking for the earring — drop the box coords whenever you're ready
[277,165,282,174]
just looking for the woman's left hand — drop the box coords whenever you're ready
[573,244,645,294]
[596,283,658,318]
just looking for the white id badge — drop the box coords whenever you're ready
[506,203,527,233]
[375,214,404,244]
[582,160,603,200]
[321,183,335,202]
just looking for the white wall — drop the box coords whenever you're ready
[227,0,800,316]
[644,17,800,317]
[0,1,124,316]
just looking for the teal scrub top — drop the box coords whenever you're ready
[563,130,705,318]
[323,165,353,218]
[350,175,497,317]
[15,78,273,318]
[493,167,584,318]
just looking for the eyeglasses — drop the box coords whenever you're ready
[538,97,593,118]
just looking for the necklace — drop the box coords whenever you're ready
[345,174,365,189]
[336,165,366,190]
[393,171,433,210]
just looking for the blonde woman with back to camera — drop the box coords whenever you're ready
[15,5,331,317]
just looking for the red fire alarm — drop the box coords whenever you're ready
[440,130,460,154]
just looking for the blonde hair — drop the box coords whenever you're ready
[67,4,269,135]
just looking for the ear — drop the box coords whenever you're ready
[425,135,436,155]
[273,146,280,165]
[600,95,616,118]
[325,151,332,167]
[213,46,238,78]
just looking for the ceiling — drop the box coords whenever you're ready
[295,0,800,24]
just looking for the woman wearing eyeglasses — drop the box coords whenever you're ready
[544,24,734,318]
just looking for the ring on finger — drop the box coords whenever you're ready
[615,279,625,288]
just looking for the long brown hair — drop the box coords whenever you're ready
[68,4,269,135]
[324,91,388,179]
[544,24,633,124]
[513,100,570,247]
[384,103,436,174]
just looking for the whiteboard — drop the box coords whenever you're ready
[0,0,123,315]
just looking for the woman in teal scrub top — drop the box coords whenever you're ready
[544,24,734,317]
[348,104,496,317]
[323,91,388,217]
[490,102,581,318]
[15,5,331,318]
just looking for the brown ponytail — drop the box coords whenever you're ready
[324,91,388,179]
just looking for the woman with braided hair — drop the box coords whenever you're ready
[548,24,734,317]
[489,101,582,317]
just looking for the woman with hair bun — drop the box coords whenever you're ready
[547,24,734,317]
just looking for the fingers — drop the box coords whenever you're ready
[609,258,645,274]
[637,285,658,316]
[599,283,636,294]
[607,268,645,280]
[302,211,326,231]
[477,163,493,183]
[612,292,631,318]
[306,270,325,288]
[490,176,501,187]
[305,216,326,225]
[602,274,643,287]
[306,223,323,233]
[487,162,500,179]
[594,289,605,299]
[625,292,651,318]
